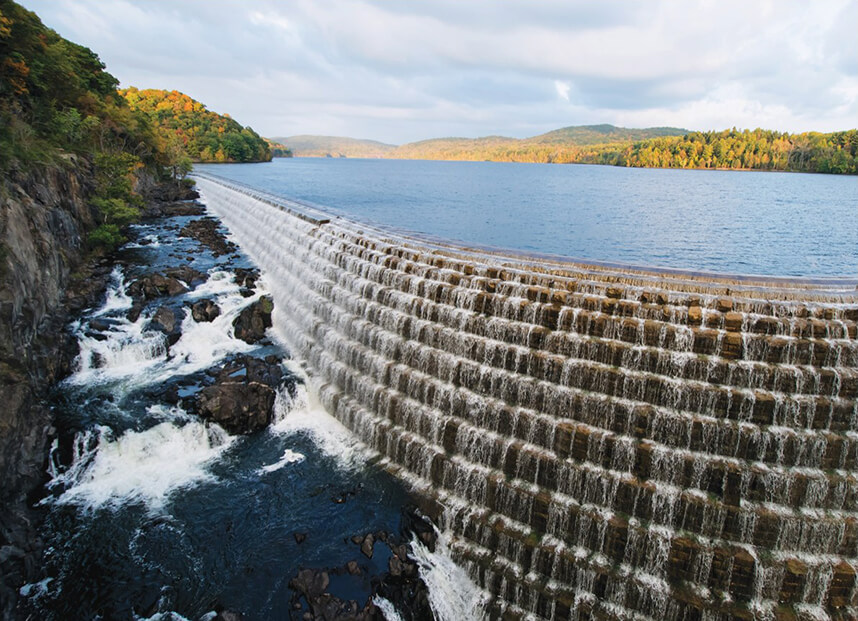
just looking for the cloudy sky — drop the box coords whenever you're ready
[20,0,858,144]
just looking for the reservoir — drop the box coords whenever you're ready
[196,158,857,279]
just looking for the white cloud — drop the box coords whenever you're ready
[18,0,857,142]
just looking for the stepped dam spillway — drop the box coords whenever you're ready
[194,173,858,620]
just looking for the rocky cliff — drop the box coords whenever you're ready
[0,158,101,615]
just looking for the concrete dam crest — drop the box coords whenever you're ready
[195,173,858,620]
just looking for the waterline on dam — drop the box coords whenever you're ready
[196,171,858,620]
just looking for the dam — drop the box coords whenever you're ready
[194,172,858,620]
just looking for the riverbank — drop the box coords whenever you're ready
[0,167,198,617]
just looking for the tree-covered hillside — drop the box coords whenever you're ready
[597,128,858,174]
[0,0,160,173]
[121,88,271,163]
[523,124,687,146]
[389,125,689,163]
[0,0,176,248]
[386,125,857,174]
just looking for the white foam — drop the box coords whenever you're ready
[372,596,405,621]
[270,364,368,469]
[145,403,192,422]
[258,448,305,474]
[18,577,53,600]
[91,267,133,317]
[184,269,240,301]
[123,233,161,250]
[409,528,488,621]
[67,276,263,394]
[50,422,234,512]
[134,612,192,621]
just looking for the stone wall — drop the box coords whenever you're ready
[198,174,858,620]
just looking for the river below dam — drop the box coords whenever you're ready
[196,158,858,279]
[22,201,484,620]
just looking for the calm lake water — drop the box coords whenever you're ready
[195,158,857,278]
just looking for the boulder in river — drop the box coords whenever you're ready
[197,381,276,434]
[195,354,292,434]
[128,273,187,301]
[191,299,221,323]
[164,265,207,286]
[148,306,176,334]
[180,217,236,256]
[232,295,273,344]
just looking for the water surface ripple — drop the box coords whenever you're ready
[196,158,858,278]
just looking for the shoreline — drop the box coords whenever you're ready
[0,173,198,618]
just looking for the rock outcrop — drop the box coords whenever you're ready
[197,381,277,434]
[196,354,287,434]
[0,162,104,616]
[191,299,221,323]
[232,295,273,344]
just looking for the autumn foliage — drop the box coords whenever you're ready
[120,88,271,163]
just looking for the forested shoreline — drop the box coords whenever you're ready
[391,128,858,175]
[285,126,858,175]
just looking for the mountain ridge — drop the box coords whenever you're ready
[276,124,689,159]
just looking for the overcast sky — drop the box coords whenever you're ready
[20,0,858,144]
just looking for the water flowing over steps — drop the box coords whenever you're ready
[194,173,858,620]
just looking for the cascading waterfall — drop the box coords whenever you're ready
[195,172,858,620]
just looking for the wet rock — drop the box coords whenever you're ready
[291,569,330,600]
[233,268,260,289]
[360,533,375,559]
[192,299,221,323]
[387,555,403,577]
[180,218,236,256]
[164,265,206,286]
[346,560,361,576]
[289,568,381,621]
[197,381,276,435]
[294,532,308,544]
[88,317,115,333]
[147,306,182,347]
[128,273,187,301]
[216,355,285,387]
[127,304,144,323]
[195,355,293,434]
[149,306,177,334]
[232,296,273,344]
[400,505,438,551]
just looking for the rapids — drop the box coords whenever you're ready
[24,201,479,620]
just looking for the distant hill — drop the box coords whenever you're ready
[523,124,687,145]
[273,125,857,173]
[274,135,396,158]
[121,88,271,163]
[265,138,292,158]
[389,124,689,162]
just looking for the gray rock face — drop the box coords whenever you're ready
[232,295,273,344]
[0,163,99,617]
